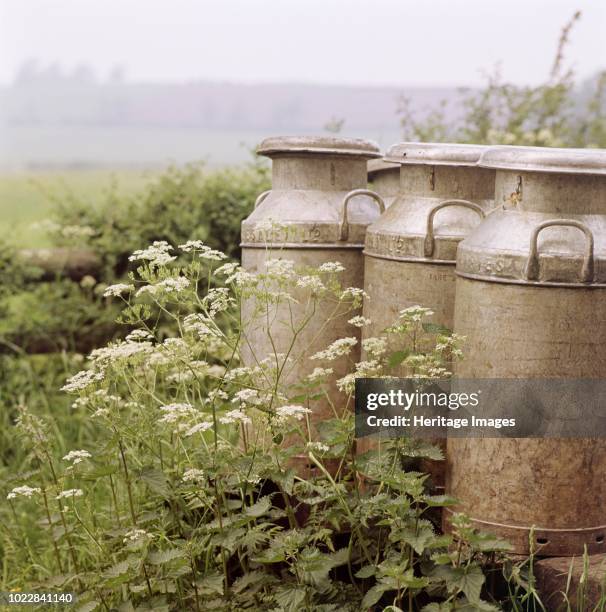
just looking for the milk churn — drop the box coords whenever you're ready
[367,159,400,208]
[447,145,606,556]
[359,143,495,486]
[241,136,383,468]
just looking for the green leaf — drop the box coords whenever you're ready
[355,564,377,579]
[243,495,272,518]
[388,349,410,368]
[423,494,458,507]
[422,322,452,335]
[147,548,186,565]
[76,602,100,612]
[138,466,170,498]
[196,573,224,596]
[361,584,389,609]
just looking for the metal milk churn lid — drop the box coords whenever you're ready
[367,159,401,208]
[240,136,384,475]
[448,145,606,556]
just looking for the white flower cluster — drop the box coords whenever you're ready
[182,468,205,482]
[340,287,368,301]
[348,316,371,328]
[126,329,153,342]
[183,421,213,437]
[103,283,134,298]
[318,262,345,273]
[89,340,153,366]
[203,288,234,316]
[311,337,358,361]
[7,485,41,500]
[183,314,215,338]
[296,276,325,292]
[275,405,311,421]
[306,442,330,453]
[362,337,388,357]
[399,306,434,322]
[61,369,105,393]
[306,367,333,383]
[232,389,262,405]
[219,409,251,425]
[129,241,176,267]
[265,259,296,278]
[137,276,190,297]
[123,528,150,543]
[56,489,83,500]
[158,403,198,424]
[62,449,92,465]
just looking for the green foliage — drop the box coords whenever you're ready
[0,241,536,610]
[400,11,606,149]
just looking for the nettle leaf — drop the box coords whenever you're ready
[102,560,132,587]
[243,495,272,518]
[196,573,224,596]
[423,494,458,508]
[146,548,186,565]
[422,322,451,335]
[138,466,170,498]
[388,349,410,368]
[361,584,389,609]
[355,565,377,579]
[395,525,438,555]
[273,468,295,495]
[434,564,485,603]
[274,586,308,612]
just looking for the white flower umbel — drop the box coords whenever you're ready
[399,305,434,322]
[276,405,312,421]
[182,468,205,482]
[125,329,154,342]
[296,276,325,292]
[306,442,330,453]
[348,316,371,328]
[362,337,388,358]
[158,403,198,424]
[103,283,134,298]
[306,367,334,383]
[178,240,206,252]
[129,241,176,267]
[123,528,151,543]
[310,337,358,361]
[318,262,345,273]
[340,287,369,300]
[232,389,261,405]
[56,489,84,500]
[214,262,239,277]
[7,485,41,500]
[219,409,251,425]
[61,369,104,393]
[265,258,296,278]
[184,422,213,437]
[62,449,92,465]
[198,246,227,261]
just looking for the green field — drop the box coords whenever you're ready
[0,168,158,248]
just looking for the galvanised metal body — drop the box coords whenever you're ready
[241,136,383,457]
[359,143,495,483]
[363,143,494,351]
[367,159,401,208]
[447,145,606,556]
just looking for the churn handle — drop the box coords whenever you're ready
[524,219,594,283]
[424,199,485,258]
[339,189,385,241]
[254,190,271,209]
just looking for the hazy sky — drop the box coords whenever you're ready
[1,0,604,87]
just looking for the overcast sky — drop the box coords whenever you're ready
[0,0,604,87]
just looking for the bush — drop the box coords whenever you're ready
[2,239,542,611]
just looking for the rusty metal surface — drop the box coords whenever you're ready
[448,147,606,556]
